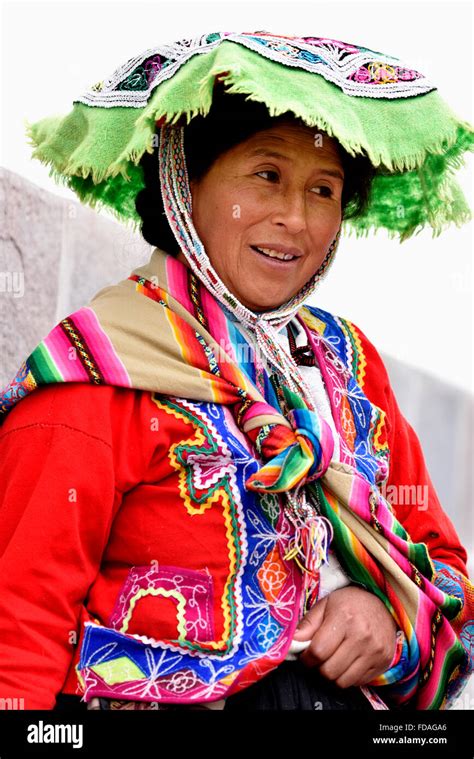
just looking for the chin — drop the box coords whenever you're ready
[245,299,287,312]
[239,285,294,312]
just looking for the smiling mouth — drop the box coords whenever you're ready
[250,245,298,263]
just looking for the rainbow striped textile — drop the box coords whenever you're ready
[1,247,473,709]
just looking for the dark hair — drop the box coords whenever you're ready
[135,83,376,255]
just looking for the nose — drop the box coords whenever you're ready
[270,189,307,235]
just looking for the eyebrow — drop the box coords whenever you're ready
[248,147,344,181]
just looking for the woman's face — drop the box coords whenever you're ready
[179,120,344,312]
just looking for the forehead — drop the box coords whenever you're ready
[241,122,342,163]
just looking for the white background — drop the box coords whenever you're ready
[1,0,472,392]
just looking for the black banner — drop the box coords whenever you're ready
[0,708,472,757]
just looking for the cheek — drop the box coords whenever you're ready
[226,191,261,228]
[210,197,260,254]
[196,188,247,234]
[192,197,240,272]
[303,216,340,269]
[309,210,341,246]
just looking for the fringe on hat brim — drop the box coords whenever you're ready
[24,40,473,241]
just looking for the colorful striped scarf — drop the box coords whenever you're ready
[1,245,472,709]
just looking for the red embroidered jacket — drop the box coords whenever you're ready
[0,322,469,709]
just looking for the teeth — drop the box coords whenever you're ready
[255,247,296,261]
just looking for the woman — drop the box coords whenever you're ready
[0,31,473,712]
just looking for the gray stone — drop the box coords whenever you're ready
[0,167,152,385]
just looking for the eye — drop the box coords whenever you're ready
[311,185,334,198]
[256,171,335,198]
[255,169,279,181]
[255,170,336,199]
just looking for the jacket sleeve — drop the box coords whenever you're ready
[349,320,469,577]
[0,387,121,709]
[347,320,473,699]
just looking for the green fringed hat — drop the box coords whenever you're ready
[25,30,473,241]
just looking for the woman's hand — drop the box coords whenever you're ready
[292,585,398,688]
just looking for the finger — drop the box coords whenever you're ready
[299,613,346,667]
[292,595,328,641]
[332,655,381,689]
[315,637,360,682]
